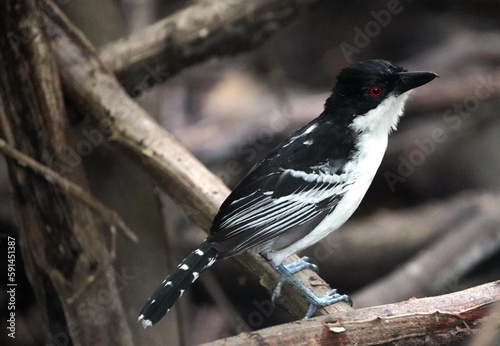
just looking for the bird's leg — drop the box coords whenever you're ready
[271,256,317,305]
[270,258,351,319]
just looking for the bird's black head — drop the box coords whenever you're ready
[326,59,437,117]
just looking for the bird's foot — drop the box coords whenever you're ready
[303,289,352,319]
[270,260,351,318]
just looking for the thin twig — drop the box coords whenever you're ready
[0,138,138,244]
[153,189,188,346]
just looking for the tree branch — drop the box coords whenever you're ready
[202,281,500,346]
[98,0,320,94]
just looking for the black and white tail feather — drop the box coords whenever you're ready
[138,241,218,328]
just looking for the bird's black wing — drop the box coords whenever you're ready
[208,116,357,257]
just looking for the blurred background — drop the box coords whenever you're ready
[1,0,500,345]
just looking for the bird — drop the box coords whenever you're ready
[138,59,438,328]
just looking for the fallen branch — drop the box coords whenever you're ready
[202,280,500,346]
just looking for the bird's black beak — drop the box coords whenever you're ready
[396,71,438,94]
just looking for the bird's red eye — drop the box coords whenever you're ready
[369,86,383,97]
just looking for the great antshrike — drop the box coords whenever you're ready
[139,59,438,328]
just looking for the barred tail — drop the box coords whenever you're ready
[138,241,218,328]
